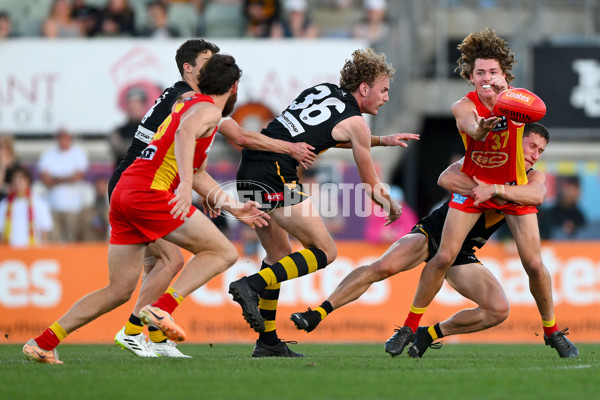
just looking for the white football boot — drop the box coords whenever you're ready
[114,327,158,357]
[148,340,192,358]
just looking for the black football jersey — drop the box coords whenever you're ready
[242,83,362,166]
[108,80,193,198]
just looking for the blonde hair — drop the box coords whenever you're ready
[339,48,395,92]
[455,28,516,84]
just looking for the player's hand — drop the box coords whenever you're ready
[288,142,316,170]
[200,196,221,218]
[231,201,270,229]
[473,110,501,136]
[380,133,420,148]
[169,183,193,220]
[471,176,495,206]
[489,76,509,94]
[384,201,402,226]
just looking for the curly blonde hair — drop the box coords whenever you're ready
[455,28,516,84]
[339,48,395,92]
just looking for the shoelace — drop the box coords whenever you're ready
[279,340,298,345]
[553,328,572,347]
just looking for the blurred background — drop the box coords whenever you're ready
[1,0,599,246]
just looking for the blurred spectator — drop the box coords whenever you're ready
[539,175,587,239]
[0,11,17,39]
[0,166,53,247]
[244,0,281,37]
[41,0,85,38]
[0,134,21,201]
[352,0,394,44]
[364,185,418,244]
[271,0,318,38]
[139,0,181,38]
[98,0,136,37]
[37,128,89,243]
[109,87,147,169]
[71,0,101,37]
[82,175,109,242]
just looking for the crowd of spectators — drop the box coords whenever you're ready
[0,0,394,42]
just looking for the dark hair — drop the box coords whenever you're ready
[198,54,242,95]
[175,39,220,76]
[7,165,31,185]
[524,122,550,144]
[455,28,516,84]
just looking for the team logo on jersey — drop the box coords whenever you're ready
[451,193,468,204]
[139,145,157,160]
[491,116,508,132]
[276,111,305,136]
[470,151,508,168]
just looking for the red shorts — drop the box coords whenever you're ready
[109,186,196,245]
[449,193,537,215]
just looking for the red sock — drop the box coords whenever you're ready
[403,308,426,333]
[34,328,61,351]
[543,322,558,337]
[152,292,180,314]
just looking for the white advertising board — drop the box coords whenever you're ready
[0,38,367,135]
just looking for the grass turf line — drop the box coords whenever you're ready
[1,343,599,400]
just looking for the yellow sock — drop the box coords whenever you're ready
[315,306,328,320]
[49,321,67,342]
[124,321,144,336]
[149,329,168,343]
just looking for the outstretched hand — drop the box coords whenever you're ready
[384,201,402,226]
[232,201,270,229]
[381,133,420,148]
[473,110,502,135]
[289,142,317,170]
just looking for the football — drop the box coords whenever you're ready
[492,88,546,123]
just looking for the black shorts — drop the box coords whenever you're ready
[236,157,309,210]
[410,223,481,266]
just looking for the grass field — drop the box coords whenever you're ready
[1,343,599,400]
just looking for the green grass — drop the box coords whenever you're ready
[1,343,599,400]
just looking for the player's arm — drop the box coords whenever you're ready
[335,133,420,148]
[192,168,269,229]
[472,169,547,207]
[218,118,316,169]
[333,116,401,225]
[451,97,500,141]
[437,157,477,196]
[170,103,221,220]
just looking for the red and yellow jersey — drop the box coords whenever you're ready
[119,93,218,192]
[459,91,528,186]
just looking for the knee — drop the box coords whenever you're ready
[522,257,545,279]
[325,244,337,264]
[169,251,185,274]
[370,259,396,281]
[220,242,239,270]
[487,301,510,327]
[108,284,134,306]
[433,250,456,271]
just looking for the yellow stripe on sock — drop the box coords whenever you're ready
[50,322,67,341]
[315,306,327,320]
[410,305,427,314]
[300,249,319,273]
[149,330,168,343]
[542,317,556,327]
[124,321,144,336]
[427,325,438,341]
[264,320,276,332]
[258,268,278,287]
[280,256,299,280]
[259,298,278,311]
[167,287,184,305]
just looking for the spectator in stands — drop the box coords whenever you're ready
[0,11,16,39]
[271,0,318,38]
[0,133,21,202]
[539,175,587,239]
[0,166,53,247]
[37,128,89,243]
[352,0,394,45]
[71,0,101,37]
[82,175,110,242]
[243,0,281,38]
[41,0,85,38]
[98,0,136,37]
[109,87,147,169]
[139,0,181,38]
[364,185,418,244]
